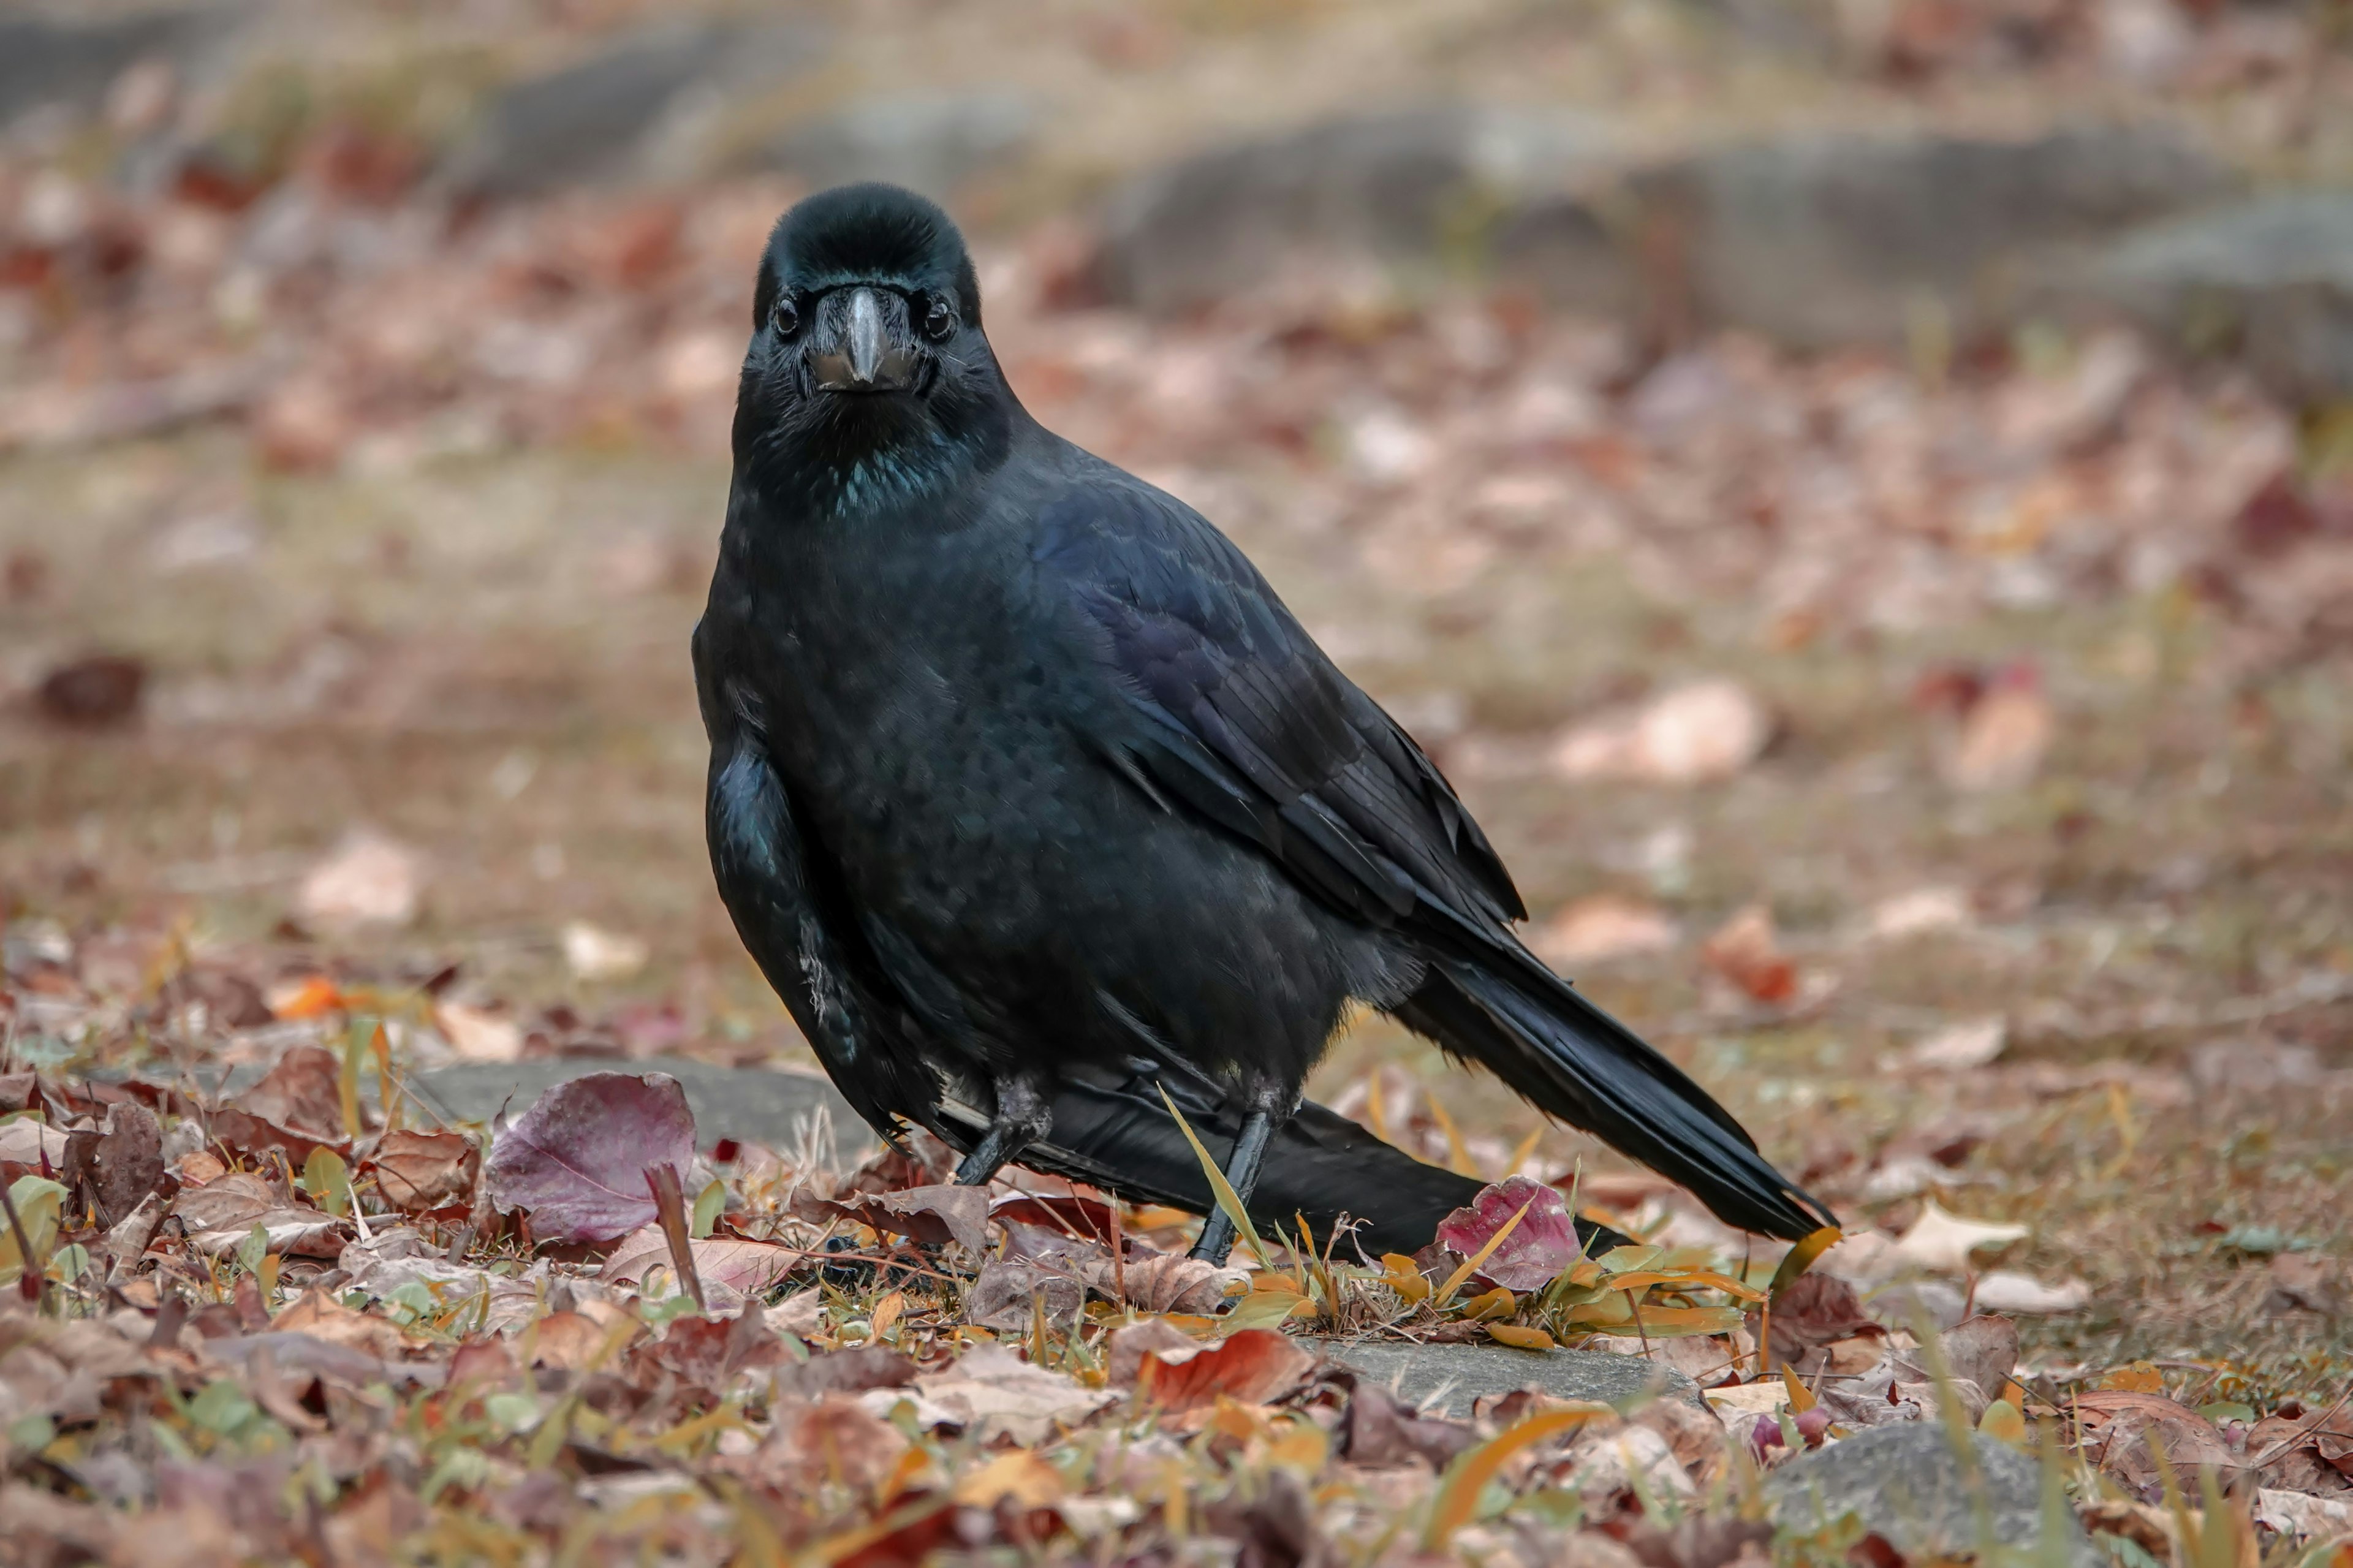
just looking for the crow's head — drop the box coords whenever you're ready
[738,183,1010,503]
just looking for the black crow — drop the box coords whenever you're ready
[697,184,1832,1263]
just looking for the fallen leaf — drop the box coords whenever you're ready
[2077,1392,2240,1493]
[364,1129,480,1214]
[1135,1327,1314,1414]
[2252,1490,2353,1542]
[754,1396,908,1493]
[2263,1252,2345,1315]
[1343,1381,1479,1468]
[629,1306,781,1393]
[561,922,648,983]
[803,1184,989,1254]
[483,1072,695,1244]
[0,1119,70,1170]
[1553,680,1770,786]
[75,1102,164,1227]
[1532,896,1681,967]
[1764,1273,1883,1369]
[773,1346,917,1401]
[1938,1315,2020,1395]
[966,1257,1085,1332]
[297,832,421,929]
[272,1289,404,1358]
[529,1311,617,1371]
[1105,1318,1202,1388]
[600,1225,799,1297]
[1904,1018,2007,1070]
[1700,904,1797,1005]
[1118,1250,1244,1314]
[435,1001,523,1063]
[1890,1200,2029,1274]
[233,1045,349,1141]
[1969,1271,2089,1314]
[1434,1176,1589,1292]
[1867,887,1974,940]
[912,1344,1113,1442]
[954,1450,1066,1509]
[34,653,146,727]
[1944,671,2051,791]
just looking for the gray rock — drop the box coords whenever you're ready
[408,1057,874,1164]
[1093,108,1620,313]
[754,91,1034,200]
[0,9,210,129]
[1766,1423,2096,1568]
[443,21,822,196]
[1309,1339,1706,1420]
[2088,191,2353,407]
[1631,123,2240,349]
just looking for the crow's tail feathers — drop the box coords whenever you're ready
[930,1066,1624,1257]
[1396,955,1835,1243]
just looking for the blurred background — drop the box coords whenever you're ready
[1,0,2348,1390]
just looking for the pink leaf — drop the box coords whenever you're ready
[1434,1175,1588,1292]
[484,1072,695,1244]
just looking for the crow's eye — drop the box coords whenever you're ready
[773,295,801,337]
[922,296,957,343]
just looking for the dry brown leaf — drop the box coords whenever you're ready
[365,1129,479,1214]
[2077,1392,2240,1492]
[1945,676,2052,791]
[1533,896,1681,968]
[912,1344,1113,1442]
[1701,904,1798,1005]
[272,1288,404,1358]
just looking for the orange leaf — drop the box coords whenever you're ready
[1487,1324,1555,1352]
[1137,1327,1313,1415]
[269,975,343,1021]
[1424,1404,1611,1550]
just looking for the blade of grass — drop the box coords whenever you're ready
[1154,1084,1273,1271]
[1423,1404,1610,1550]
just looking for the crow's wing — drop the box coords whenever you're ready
[1035,480,1526,938]
[1034,476,1835,1241]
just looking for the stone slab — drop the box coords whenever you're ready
[1765,1423,2097,1568]
[1308,1339,1707,1420]
[407,1057,875,1164]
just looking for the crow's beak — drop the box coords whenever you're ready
[811,287,920,393]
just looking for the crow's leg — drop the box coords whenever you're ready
[953,1073,1053,1186]
[1188,1107,1279,1265]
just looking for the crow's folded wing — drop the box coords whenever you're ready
[1033,480,1526,939]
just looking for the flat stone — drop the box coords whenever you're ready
[1091,108,1619,314]
[1766,1423,2098,1568]
[1308,1339,1707,1420]
[1628,123,2238,349]
[2088,191,2353,407]
[0,10,213,128]
[442,21,822,196]
[407,1058,874,1165]
[753,91,1034,200]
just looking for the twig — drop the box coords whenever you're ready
[1108,1194,1126,1306]
[645,1164,705,1312]
[2246,1386,2353,1473]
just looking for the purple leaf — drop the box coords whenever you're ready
[484,1072,695,1244]
[1433,1175,1588,1292]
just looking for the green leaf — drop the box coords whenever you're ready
[0,1175,66,1286]
[48,1243,87,1284]
[302,1146,351,1218]
[483,1392,541,1434]
[189,1381,259,1436]
[1153,1083,1273,1271]
[6,1414,55,1455]
[236,1222,270,1276]
[691,1178,726,1241]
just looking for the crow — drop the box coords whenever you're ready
[697,183,1833,1263]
